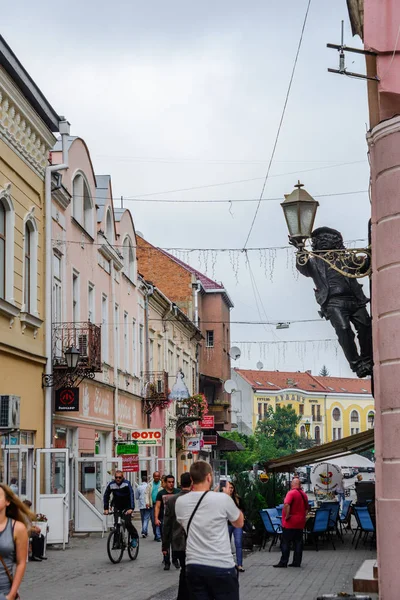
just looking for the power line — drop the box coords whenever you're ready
[87,318,323,326]
[243,0,313,249]
[232,338,337,344]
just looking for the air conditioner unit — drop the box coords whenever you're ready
[0,396,20,429]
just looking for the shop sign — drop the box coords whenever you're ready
[200,415,215,429]
[131,429,162,446]
[116,442,139,456]
[55,388,79,412]
[122,454,139,473]
[203,435,217,445]
[186,437,201,451]
[259,473,269,482]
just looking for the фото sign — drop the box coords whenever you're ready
[131,429,162,446]
[200,415,215,429]
[122,455,139,473]
[55,387,79,412]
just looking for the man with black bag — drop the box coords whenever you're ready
[175,461,244,599]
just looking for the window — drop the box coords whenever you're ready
[132,319,137,374]
[106,209,113,242]
[22,216,38,315]
[333,427,341,440]
[0,186,14,303]
[122,236,135,281]
[332,407,341,422]
[139,325,144,375]
[53,252,62,324]
[337,427,342,439]
[316,405,321,421]
[102,295,108,363]
[72,173,93,235]
[72,271,80,322]
[351,427,360,435]
[315,426,321,443]
[124,312,129,372]
[206,330,214,348]
[351,410,359,423]
[88,283,95,322]
[368,411,375,428]
[158,343,162,372]
[299,404,304,416]
[258,403,262,421]
[149,340,154,371]
[263,404,269,419]
[300,425,306,438]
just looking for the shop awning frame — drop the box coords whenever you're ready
[266,429,374,472]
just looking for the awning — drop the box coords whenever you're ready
[266,429,374,473]
[217,434,245,452]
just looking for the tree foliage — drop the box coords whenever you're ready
[319,365,330,377]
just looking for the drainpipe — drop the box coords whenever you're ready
[143,283,154,428]
[44,119,70,449]
[192,281,201,327]
[111,261,119,452]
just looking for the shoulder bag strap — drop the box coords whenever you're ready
[295,489,309,510]
[0,553,19,599]
[186,491,209,538]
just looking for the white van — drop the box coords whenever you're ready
[341,467,353,479]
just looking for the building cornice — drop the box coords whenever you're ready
[0,68,56,178]
[367,115,400,147]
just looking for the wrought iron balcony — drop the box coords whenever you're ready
[142,371,169,414]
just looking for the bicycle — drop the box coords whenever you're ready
[106,510,139,564]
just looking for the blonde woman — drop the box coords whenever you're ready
[0,483,34,600]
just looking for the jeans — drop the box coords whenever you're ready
[186,564,239,600]
[174,551,189,600]
[337,492,345,508]
[150,506,161,540]
[280,528,303,566]
[228,525,243,567]
[140,508,151,536]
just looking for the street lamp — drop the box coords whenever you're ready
[305,419,311,440]
[64,346,80,370]
[177,403,189,418]
[281,181,319,250]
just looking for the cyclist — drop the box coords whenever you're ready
[103,470,139,548]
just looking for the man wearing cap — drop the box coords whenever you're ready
[292,226,372,378]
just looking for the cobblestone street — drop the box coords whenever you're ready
[21,519,378,600]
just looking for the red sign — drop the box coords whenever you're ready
[122,455,139,473]
[55,387,79,412]
[200,416,215,429]
[203,435,218,445]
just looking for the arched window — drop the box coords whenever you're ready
[315,426,321,443]
[23,215,38,315]
[72,173,93,235]
[0,184,15,303]
[123,236,135,281]
[106,209,113,242]
[300,425,306,438]
[351,410,359,423]
[332,407,341,422]
[368,411,375,428]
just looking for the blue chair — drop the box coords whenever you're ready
[308,500,315,509]
[275,504,284,518]
[308,508,336,551]
[327,503,342,542]
[339,500,352,535]
[266,508,281,527]
[352,506,375,549]
[259,509,282,552]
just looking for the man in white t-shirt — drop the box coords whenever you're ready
[175,460,243,599]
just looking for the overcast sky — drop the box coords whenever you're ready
[3,0,371,377]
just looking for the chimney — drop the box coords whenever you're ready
[306,370,311,375]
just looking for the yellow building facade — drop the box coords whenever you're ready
[0,37,62,499]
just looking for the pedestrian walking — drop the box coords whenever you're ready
[225,482,245,572]
[274,477,309,569]
[162,473,192,599]
[175,460,243,599]
[0,483,35,600]
[154,475,179,570]
[145,471,162,541]
[336,473,345,508]
[136,475,151,538]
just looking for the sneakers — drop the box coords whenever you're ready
[130,538,138,548]
[173,559,180,569]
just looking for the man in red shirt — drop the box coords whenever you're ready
[274,477,309,568]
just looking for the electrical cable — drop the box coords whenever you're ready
[243,0,313,249]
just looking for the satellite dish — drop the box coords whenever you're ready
[224,379,237,394]
[229,346,241,360]
[256,361,264,370]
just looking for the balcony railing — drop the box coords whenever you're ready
[142,371,169,414]
[52,322,102,372]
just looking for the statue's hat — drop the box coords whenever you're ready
[311,226,343,239]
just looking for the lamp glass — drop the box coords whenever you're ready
[178,403,189,418]
[65,346,80,369]
[282,200,318,239]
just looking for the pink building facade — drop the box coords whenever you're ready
[50,137,146,491]
[349,1,400,597]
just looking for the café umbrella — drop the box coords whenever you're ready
[310,462,342,494]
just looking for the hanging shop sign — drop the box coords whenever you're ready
[203,435,217,445]
[116,442,139,456]
[131,429,162,446]
[55,387,79,412]
[311,462,342,493]
[200,415,215,429]
[122,454,139,473]
[186,437,201,451]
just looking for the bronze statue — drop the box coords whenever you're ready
[290,227,372,378]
